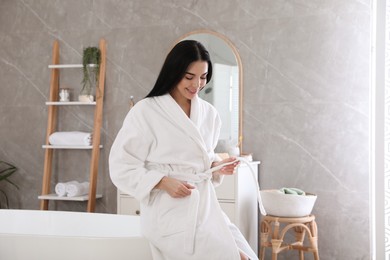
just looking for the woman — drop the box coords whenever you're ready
[109,40,257,260]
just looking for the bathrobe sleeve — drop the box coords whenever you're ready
[109,105,165,205]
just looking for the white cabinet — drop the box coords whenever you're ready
[117,191,141,216]
[215,161,260,254]
[117,161,260,254]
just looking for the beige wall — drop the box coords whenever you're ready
[0,0,371,259]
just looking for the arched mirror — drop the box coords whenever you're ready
[175,30,243,153]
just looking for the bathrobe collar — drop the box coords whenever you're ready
[154,94,211,168]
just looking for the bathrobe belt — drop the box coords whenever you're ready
[169,172,212,255]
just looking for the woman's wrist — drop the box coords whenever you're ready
[155,176,167,190]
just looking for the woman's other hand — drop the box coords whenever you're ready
[155,176,195,198]
[212,157,240,175]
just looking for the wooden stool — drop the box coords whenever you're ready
[260,214,319,260]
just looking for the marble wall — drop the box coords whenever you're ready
[0,0,371,259]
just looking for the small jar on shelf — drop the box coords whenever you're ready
[59,88,71,102]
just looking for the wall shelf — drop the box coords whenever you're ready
[40,38,106,212]
[45,101,96,106]
[38,193,103,201]
[42,145,103,149]
[48,64,97,69]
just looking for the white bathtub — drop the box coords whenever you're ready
[0,209,153,260]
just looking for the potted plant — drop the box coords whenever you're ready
[79,46,101,102]
[0,161,19,208]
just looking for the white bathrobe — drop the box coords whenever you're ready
[109,94,258,260]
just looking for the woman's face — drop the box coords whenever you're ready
[172,61,208,102]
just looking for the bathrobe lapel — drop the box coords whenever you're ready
[154,94,211,167]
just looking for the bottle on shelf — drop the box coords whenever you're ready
[129,96,135,109]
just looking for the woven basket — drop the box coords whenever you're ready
[260,189,317,217]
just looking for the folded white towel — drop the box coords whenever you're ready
[66,182,90,197]
[55,181,78,197]
[49,131,92,146]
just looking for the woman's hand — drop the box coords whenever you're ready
[155,176,195,198]
[212,157,240,175]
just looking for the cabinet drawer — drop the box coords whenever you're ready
[118,196,141,216]
[215,174,235,200]
[219,201,236,223]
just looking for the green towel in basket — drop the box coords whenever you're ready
[279,187,306,195]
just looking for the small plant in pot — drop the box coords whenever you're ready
[0,161,19,209]
[80,46,101,102]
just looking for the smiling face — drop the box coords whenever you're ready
[170,61,208,104]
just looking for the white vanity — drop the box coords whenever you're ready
[117,161,260,254]
[215,161,260,253]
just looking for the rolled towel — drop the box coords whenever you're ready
[55,181,78,197]
[66,182,90,197]
[279,187,306,195]
[49,131,92,146]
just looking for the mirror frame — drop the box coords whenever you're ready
[175,29,243,152]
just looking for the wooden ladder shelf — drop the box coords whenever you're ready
[39,39,106,212]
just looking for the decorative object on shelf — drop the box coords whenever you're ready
[55,180,89,197]
[260,189,317,217]
[80,46,101,102]
[55,181,78,197]
[66,181,89,197]
[48,131,92,146]
[59,88,71,102]
[129,95,135,109]
[0,161,19,208]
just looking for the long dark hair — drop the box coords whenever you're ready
[146,40,213,98]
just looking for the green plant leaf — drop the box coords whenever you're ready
[81,47,101,95]
[0,161,19,189]
[0,189,9,209]
[4,178,19,189]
